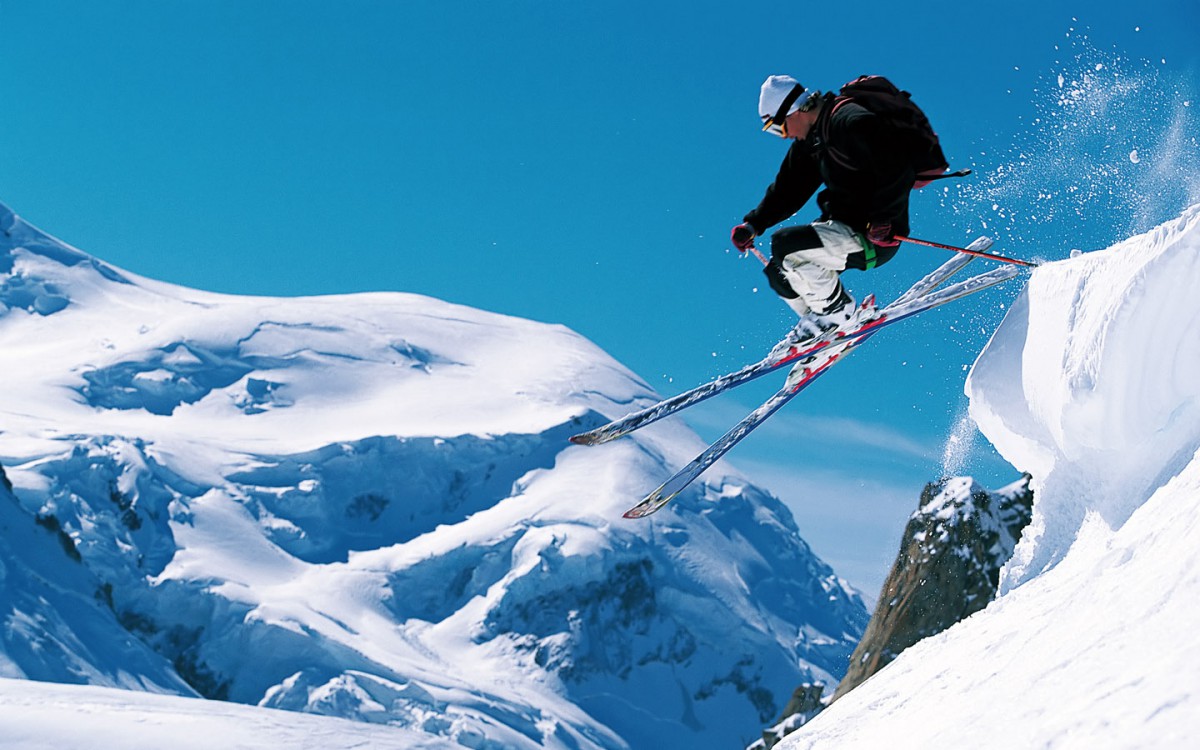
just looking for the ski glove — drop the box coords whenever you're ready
[731,223,758,252]
[866,223,900,249]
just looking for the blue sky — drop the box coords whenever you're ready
[2,0,1198,591]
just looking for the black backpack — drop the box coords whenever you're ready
[826,75,949,178]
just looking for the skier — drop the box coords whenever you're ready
[730,74,947,336]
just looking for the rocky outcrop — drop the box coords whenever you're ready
[751,683,825,750]
[833,475,1033,700]
[749,475,1033,748]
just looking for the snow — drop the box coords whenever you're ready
[0,201,867,749]
[0,678,450,749]
[970,204,1200,588]
[782,205,1200,748]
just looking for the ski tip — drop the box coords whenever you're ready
[622,505,656,520]
[568,434,594,446]
[623,490,673,519]
[622,500,654,519]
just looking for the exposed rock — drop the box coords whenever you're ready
[748,475,1033,748]
[833,475,1033,700]
[749,683,825,750]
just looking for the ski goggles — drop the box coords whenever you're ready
[761,85,818,137]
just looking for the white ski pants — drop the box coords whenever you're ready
[768,220,869,315]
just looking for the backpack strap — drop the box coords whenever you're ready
[818,96,859,171]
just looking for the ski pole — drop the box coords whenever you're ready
[917,169,973,183]
[896,234,1039,268]
[744,244,769,267]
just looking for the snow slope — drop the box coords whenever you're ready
[783,205,1200,748]
[0,677,450,750]
[0,201,867,749]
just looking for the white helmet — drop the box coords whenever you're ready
[759,75,819,135]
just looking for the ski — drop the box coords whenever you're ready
[572,242,997,447]
[622,261,1021,519]
[624,289,917,520]
[623,342,849,519]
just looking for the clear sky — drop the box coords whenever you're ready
[2,0,1198,592]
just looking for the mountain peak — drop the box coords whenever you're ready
[0,200,868,749]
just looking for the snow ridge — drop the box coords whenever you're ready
[969,203,1200,588]
[783,205,1200,749]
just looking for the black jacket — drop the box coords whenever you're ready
[744,94,914,236]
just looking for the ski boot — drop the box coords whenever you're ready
[770,291,878,360]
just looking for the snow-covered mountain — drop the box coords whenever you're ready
[784,205,1200,748]
[0,201,868,749]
